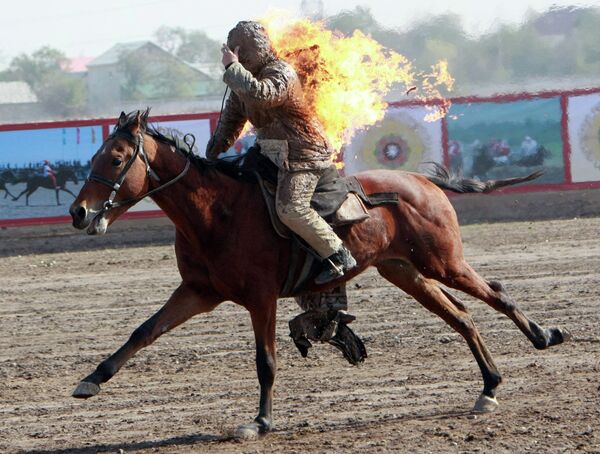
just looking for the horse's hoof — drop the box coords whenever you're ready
[473,393,498,413]
[72,381,100,398]
[232,423,260,441]
[547,327,572,347]
[559,327,572,343]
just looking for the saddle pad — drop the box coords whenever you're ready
[258,177,372,239]
[333,193,370,226]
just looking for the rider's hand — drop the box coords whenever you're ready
[221,44,239,68]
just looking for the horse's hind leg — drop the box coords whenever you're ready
[72,284,220,398]
[442,262,570,350]
[12,188,27,202]
[377,259,502,412]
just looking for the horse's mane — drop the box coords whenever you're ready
[113,109,211,171]
[114,109,256,181]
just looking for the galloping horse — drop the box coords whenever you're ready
[70,111,569,439]
[13,168,79,206]
[0,170,17,199]
[514,145,552,167]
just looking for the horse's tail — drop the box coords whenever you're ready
[424,162,543,194]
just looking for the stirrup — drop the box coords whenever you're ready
[314,246,357,285]
[314,258,345,285]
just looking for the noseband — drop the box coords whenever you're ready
[87,131,191,216]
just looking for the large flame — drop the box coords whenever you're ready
[259,12,453,155]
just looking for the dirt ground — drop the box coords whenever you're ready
[1,217,599,453]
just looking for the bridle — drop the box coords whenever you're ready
[87,130,191,217]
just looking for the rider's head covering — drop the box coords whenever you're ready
[43,160,50,164]
[227,21,276,75]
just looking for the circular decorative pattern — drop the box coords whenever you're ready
[375,135,409,167]
[580,102,600,169]
[347,111,429,172]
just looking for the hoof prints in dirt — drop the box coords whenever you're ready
[1,217,599,453]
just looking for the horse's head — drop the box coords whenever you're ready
[70,109,154,235]
[1,170,16,183]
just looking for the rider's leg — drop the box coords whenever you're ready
[276,169,341,257]
[275,169,356,284]
[276,169,362,360]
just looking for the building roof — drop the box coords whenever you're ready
[87,41,152,67]
[63,56,94,73]
[0,81,38,104]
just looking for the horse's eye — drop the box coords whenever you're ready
[112,158,122,167]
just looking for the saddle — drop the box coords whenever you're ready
[218,147,398,295]
[256,168,371,239]
[211,146,398,365]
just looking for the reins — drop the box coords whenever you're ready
[88,130,192,216]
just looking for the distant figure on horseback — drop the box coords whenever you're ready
[13,164,78,206]
[206,20,356,285]
[42,160,57,187]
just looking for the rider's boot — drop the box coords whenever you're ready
[314,245,357,285]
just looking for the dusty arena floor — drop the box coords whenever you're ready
[1,217,599,453]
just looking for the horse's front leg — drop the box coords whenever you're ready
[55,188,61,205]
[73,283,221,398]
[4,187,16,199]
[234,299,277,440]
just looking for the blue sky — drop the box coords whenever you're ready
[0,126,102,167]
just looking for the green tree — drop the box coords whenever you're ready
[0,46,86,115]
[326,6,381,36]
[154,26,220,63]
[326,5,600,94]
[118,45,214,101]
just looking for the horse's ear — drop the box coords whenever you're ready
[118,111,127,128]
[130,110,144,136]
[131,108,151,136]
[141,107,151,124]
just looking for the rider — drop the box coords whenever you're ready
[206,21,357,284]
[521,136,538,157]
[43,160,57,187]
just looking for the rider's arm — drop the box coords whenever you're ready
[206,92,246,160]
[223,61,291,108]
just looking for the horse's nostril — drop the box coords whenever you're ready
[76,206,86,220]
[70,205,86,222]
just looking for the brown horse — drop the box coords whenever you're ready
[13,168,79,206]
[69,110,569,439]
